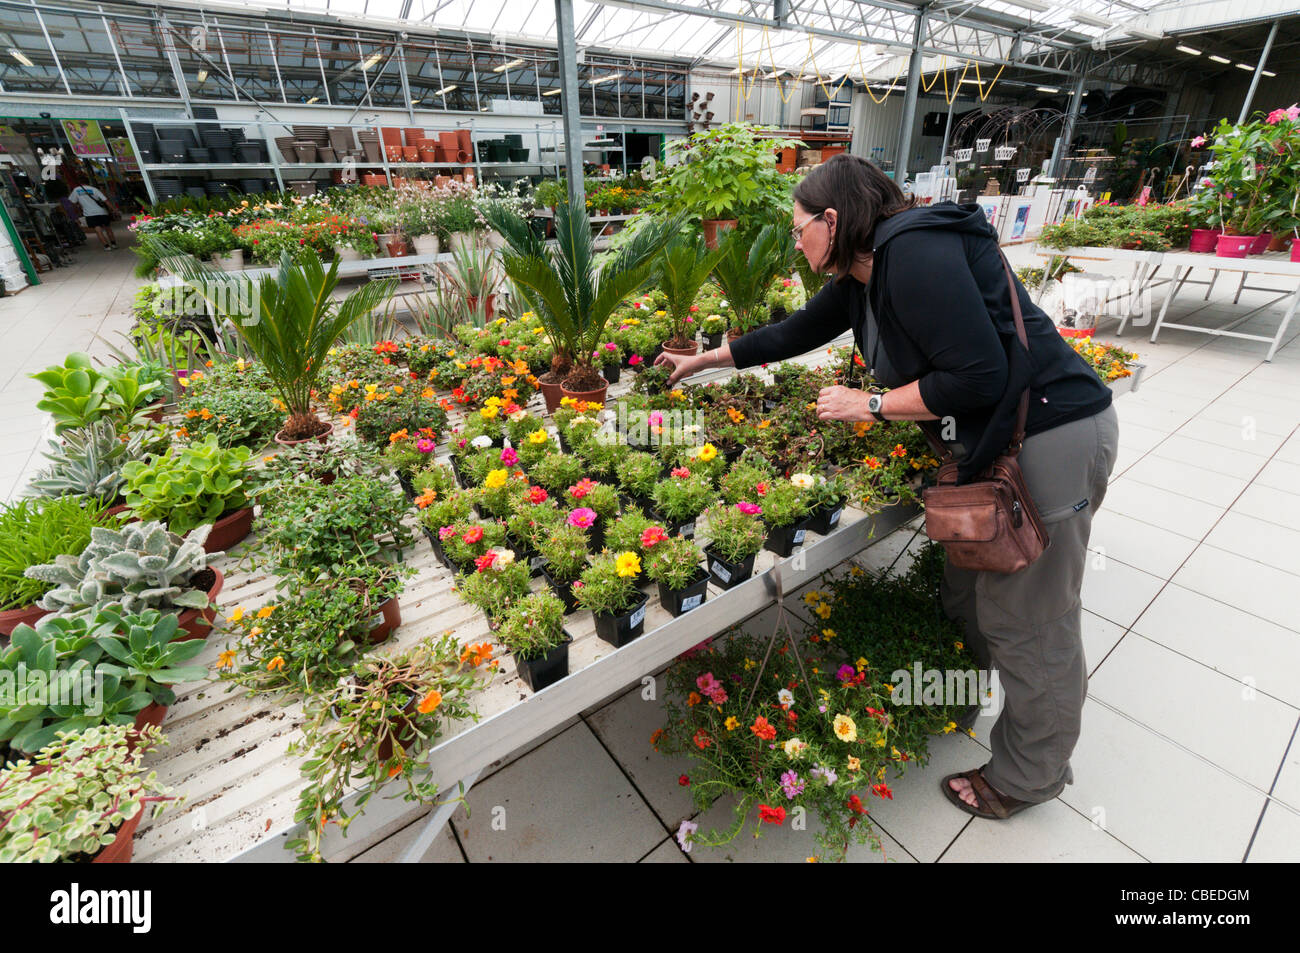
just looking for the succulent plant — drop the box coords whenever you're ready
[120,434,252,536]
[24,521,221,616]
[28,420,151,503]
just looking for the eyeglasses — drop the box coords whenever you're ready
[791,212,823,242]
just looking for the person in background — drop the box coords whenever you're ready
[68,180,118,250]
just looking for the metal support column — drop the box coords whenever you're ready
[159,15,194,116]
[939,91,955,161]
[99,6,133,99]
[1049,58,1087,181]
[894,6,927,187]
[397,42,416,122]
[554,0,586,209]
[1238,18,1279,123]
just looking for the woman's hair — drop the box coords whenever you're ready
[792,154,916,280]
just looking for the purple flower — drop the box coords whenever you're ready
[836,664,856,683]
[780,770,805,799]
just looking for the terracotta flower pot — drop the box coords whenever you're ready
[0,602,48,637]
[176,567,225,640]
[387,239,409,257]
[92,808,144,864]
[1267,233,1291,253]
[274,419,334,447]
[661,340,698,357]
[538,378,565,415]
[204,509,253,553]
[701,218,738,249]
[560,379,608,408]
[366,596,402,644]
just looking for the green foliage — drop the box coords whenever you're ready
[700,503,766,563]
[649,122,802,222]
[643,534,705,590]
[712,225,795,334]
[497,591,568,660]
[455,558,531,624]
[120,434,252,536]
[615,451,661,499]
[651,470,717,523]
[536,524,590,582]
[28,418,156,504]
[354,391,449,448]
[656,235,724,346]
[31,353,110,435]
[259,474,412,573]
[0,498,118,611]
[573,553,642,616]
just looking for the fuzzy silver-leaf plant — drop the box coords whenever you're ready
[24,520,223,616]
[28,419,150,503]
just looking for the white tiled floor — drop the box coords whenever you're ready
[7,237,1299,863]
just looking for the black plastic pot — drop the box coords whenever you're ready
[703,332,723,351]
[656,567,710,617]
[648,508,698,539]
[705,546,757,590]
[515,634,572,692]
[806,502,845,536]
[764,517,813,558]
[592,593,649,648]
[506,534,547,578]
[541,565,583,614]
[422,526,454,569]
[601,363,621,385]
[397,471,416,501]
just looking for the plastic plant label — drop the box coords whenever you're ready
[681,594,703,612]
[828,508,842,526]
[629,605,646,629]
[711,561,731,584]
[369,612,385,629]
[793,529,806,545]
[679,521,695,537]
[531,555,546,570]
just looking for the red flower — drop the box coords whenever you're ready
[528,486,549,504]
[750,716,776,741]
[475,551,497,572]
[693,729,712,750]
[758,805,786,825]
[678,774,690,787]
[872,782,894,800]
[671,466,691,479]
[462,526,484,544]
[847,794,867,815]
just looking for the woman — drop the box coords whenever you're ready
[655,154,1119,820]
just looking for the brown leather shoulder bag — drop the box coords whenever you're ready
[918,250,1049,574]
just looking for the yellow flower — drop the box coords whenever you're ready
[833,714,858,742]
[227,607,244,624]
[528,428,549,444]
[782,738,807,759]
[955,641,964,651]
[697,443,718,462]
[942,721,957,735]
[257,606,274,619]
[615,551,642,578]
[484,468,508,489]
[743,658,757,671]
[814,603,832,620]
[891,746,903,760]
[217,649,237,670]
[821,628,836,639]
[874,737,886,747]
[847,756,861,772]
[724,716,740,731]
[560,396,578,409]
[856,657,869,670]
[480,405,499,419]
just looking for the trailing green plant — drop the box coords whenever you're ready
[24,521,219,617]
[0,724,178,862]
[700,503,766,563]
[258,474,412,573]
[164,248,397,440]
[417,487,478,532]
[287,633,492,862]
[120,434,253,536]
[265,437,386,487]
[177,381,282,449]
[354,391,449,448]
[758,477,812,528]
[0,498,119,612]
[218,558,414,695]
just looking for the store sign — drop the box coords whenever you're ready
[60,119,111,157]
[108,138,139,172]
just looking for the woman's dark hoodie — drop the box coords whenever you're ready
[729,201,1112,482]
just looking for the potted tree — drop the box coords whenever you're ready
[484,202,682,410]
[497,590,572,692]
[165,248,397,444]
[656,235,724,357]
[573,552,650,648]
[701,502,766,589]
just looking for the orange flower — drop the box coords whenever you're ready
[889,443,907,458]
[418,689,443,714]
[687,691,702,706]
[389,428,409,444]
[217,649,237,670]
[864,456,882,470]
[266,656,286,672]
[414,488,437,508]
[757,419,771,429]
[750,716,777,741]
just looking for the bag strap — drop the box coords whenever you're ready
[997,248,1031,457]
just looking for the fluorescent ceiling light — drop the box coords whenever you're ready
[196,69,208,83]
[1036,86,1060,93]
[1175,45,1201,55]
[1262,69,1276,77]
[543,88,562,96]
[9,48,33,68]
[1124,26,1164,41]
[435,84,457,94]
[1070,10,1115,28]
[872,84,906,91]
[960,79,984,85]
[999,0,1051,11]
[361,53,382,70]
[306,96,319,104]
[1236,62,1256,71]
[589,72,622,84]
[493,57,525,73]
[1208,54,1230,63]
[410,98,421,105]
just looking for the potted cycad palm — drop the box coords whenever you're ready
[657,236,724,357]
[712,225,795,339]
[164,248,396,443]
[484,203,682,410]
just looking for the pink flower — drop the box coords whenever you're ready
[648,411,663,427]
[416,438,435,454]
[569,478,596,500]
[671,466,691,479]
[836,664,856,683]
[1288,104,1300,122]
[500,447,519,466]
[568,507,596,528]
[782,278,792,287]
[737,501,762,515]
[1190,135,1206,148]
[604,342,617,351]
[438,525,456,540]
[1266,108,1287,125]
[696,672,721,695]
[628,354,643,366]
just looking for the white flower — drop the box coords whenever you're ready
[508,410,528,422]
[782,737,807,759]
[683,424,701,435]
[777,688,794,707]
[492,547,516,567]
[791,473,815,489]
[675,819,698,853]
[471,435,493,449]
[719,299,729,309]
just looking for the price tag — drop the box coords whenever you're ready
[711,561,731,584]
[369,612,386,629]
[681,594,703,612]
[793,529,806,545]
[828,508,842,526]
[629,605,646,629]
[679,521,695,538]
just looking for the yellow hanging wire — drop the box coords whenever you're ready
[736,25,764,107]
[764,26,812,105]
[940,58,973,105]
[857,45,906,105]
[806,33,854,102]
[919,55,945,93]
[974,60,1007,102]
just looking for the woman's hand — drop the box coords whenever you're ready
[816,385,870,422]
[655,350,703,387]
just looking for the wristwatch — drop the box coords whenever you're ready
[867,392,886,422]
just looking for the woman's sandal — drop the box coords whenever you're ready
[940,765,1036,820]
